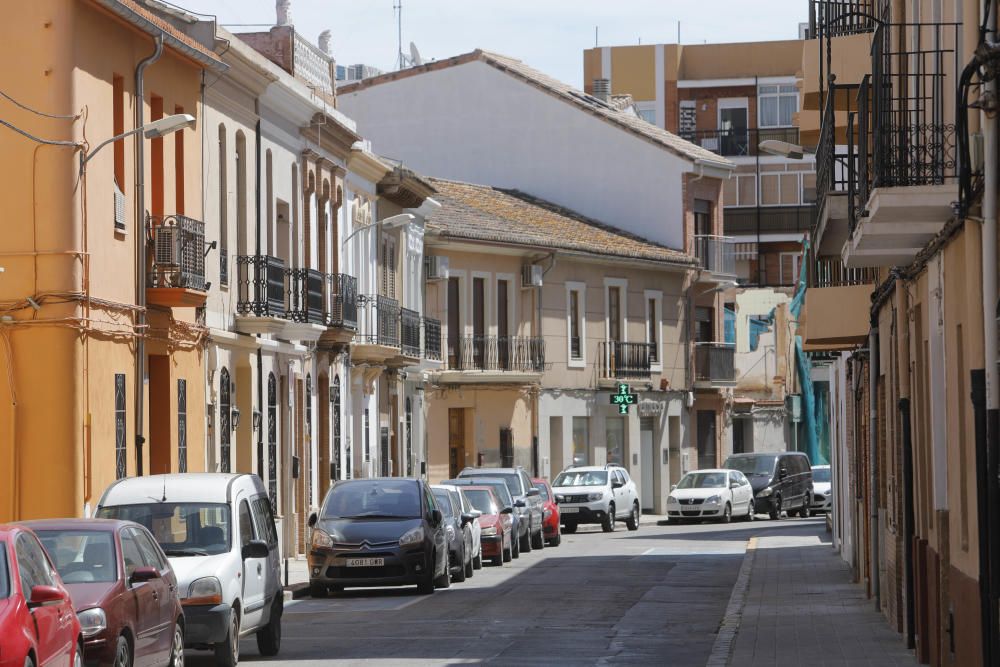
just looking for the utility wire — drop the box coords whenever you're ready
[0,90,79,120]
[0,118,80,147]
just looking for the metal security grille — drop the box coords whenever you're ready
[364,409,371,463]
[177,379,187,473]
[332,376,342,481]
[380,427,390,477]
[405,398,413,477]
[268,373,278,514]
[219,368,231,473]
[115,374,126,479]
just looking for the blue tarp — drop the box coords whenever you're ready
[724,307,771,352]
[788,238,823,465]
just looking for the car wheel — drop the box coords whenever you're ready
[256,596,282,656]
[602,505,616,532]
[745,500,755,521]
[169,621,186,666]
[434,563,451,589]
[114,635,132,667]
[562,521,577,534]
[464,551,474,578]
[417,566,435,594]
[25,656,35,667]
[800,494,812,517]
[214,608,239,667]
[73,643,83,667]
[310,583,328,598]
[520,525,532,553]
[720,503,732,524]
[768,496,782,520]
[502,540,513,562]
[512,531,521,558]
[531,526,545,550]
[626,502,640,531]
[549,531,562,546]
[452,547,467,583]
[473,551,483,570]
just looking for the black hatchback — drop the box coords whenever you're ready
[307,478,450,596]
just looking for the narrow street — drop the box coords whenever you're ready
[186,518,827,667]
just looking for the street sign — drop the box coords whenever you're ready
[610,383,637,414]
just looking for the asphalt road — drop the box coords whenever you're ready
[185,517,801,667]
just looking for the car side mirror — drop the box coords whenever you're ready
[308,512,318,528]
[526,488,541,497]
[514,499,527,508]
[779,467,788,479]
[460,512,475,526]
[430,509,443,526]
[730,482,741,489]
[129,566,160,585]
[28,585,67,608]
[671,484,677,491]
[241,539,269,560]
[500,506,513,514]
[612,480,624,489]
[470,510,482,519]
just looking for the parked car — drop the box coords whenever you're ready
[666,470,755,523]
[722,452,813,519]
[810,464,832,516]
[551,465,640,533]
[25,518,184,667]
[307,478,449,596]
[450,486,483,570]
[459,486,513,566]
[0,524,83,667]
[457,467,545,552]
[531,478,561,546]
[443,477,522,559]
[96,473,283,666]
[431,485,475,583]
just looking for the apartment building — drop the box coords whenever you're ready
[0,0,224,522]
[802,1,999,665]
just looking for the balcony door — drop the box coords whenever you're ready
[697,410,717,470]
[448,277,460,368]
[497,279,510,370]
[718,101,749,156]
[448,408,465,479]
[473,277,485,369]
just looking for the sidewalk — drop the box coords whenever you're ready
[724,523,917,666]
[281,556,311,600]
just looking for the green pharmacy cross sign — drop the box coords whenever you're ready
[610,383,637,414]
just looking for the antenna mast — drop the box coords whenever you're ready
[395,0,404,70]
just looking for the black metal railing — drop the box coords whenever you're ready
[680,127,800,158]
[694,235,736,276]
[357,294,400,347]
[694,343,736,384]
[148,215,206,291]
[401,308,421,357]
[810,0,883,39]
[599,341,653,380]
[816,82,862,212]
[327,273,358,329]
[237,255,286,317]
[449,336,545,372]
[286,268,325,324]
[423,317,442,361]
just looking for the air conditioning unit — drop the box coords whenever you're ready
[154,225,180,267]
[425,255,449,281]
[521,264,543,289]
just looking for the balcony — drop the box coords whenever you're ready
[723,206,815,236]
[353,294,401,364]
[284,268,327,342]
[694,342,736,389]
[694,235,736,280]
[147,215,207,308]
[423,317,442,362]
[599,341,653,386]
[318,273,359,349]
[680,127,799,158]
[813,82,861,258]
[435,335,545,384]
[399,308,422,360]
[235,255,287,336]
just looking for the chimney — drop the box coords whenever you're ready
[276,0,292,26]
[592,78,610,103]
[318,30,332,55]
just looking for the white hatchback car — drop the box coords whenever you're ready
[809,465,833,515]
[551,465,640,533]
[667,469,755,523]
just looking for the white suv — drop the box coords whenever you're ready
[551,465,640,533]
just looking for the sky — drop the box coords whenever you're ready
[171,0,808,88]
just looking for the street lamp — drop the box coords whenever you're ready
[341,213,415,247]
[697,280,739,296]
[79,113,195,174]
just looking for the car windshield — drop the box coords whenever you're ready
[813,467,831,483]
[35,530,117,584]
[97,503,231,556]
[461,472,521,497]
[431,490,456,518]
[322,480,420,520]
[533,483,550,501]
[0,543,9,599]
[724,455,777,476]
[463,489,498,515]
[677,472,727,489]
[553,470,608,487]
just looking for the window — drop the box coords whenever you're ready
[131,528,168,571]
[238,500,254,548]
[16,533,54,596]
[119,530,143,579]
[606,417,625,465]
[251,496,278,547]
[112,75,125,190]
[447,277,461,368]
[267,373,277,512]
[567,283,585,365]
[381,235,397,298]
[645,294,661,364]
[694,199,712,236]
[115,373,127,479]
[332,376,342,481]
[219,368,231,473]
[177,379,187,473]
[218,125,228,285]
[695,306,714,343]
[697,410,717,469]
[235,132,247,257]
[174,105,185,214]
[497,279,510,370]
[572,417,589,466]
[758,84,798,127]
[608,286,621,342]
[472,277,486,368]
[35,530,117,584]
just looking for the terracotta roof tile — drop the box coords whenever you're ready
[426,178,697,267]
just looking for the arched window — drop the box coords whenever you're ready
[332,376,342,481]
[218,125,228,285]
[219,368,231,473]
[405,397,413,477]
[267,373,278,512]
[306,374,313,505]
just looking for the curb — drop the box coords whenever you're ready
[283,582,310,601]
[705,536,757,667]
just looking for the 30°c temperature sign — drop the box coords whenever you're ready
[609,383,637,414]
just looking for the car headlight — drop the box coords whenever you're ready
[555,495,566,503]
[311,528,334,549]
[399,526,424,547]
[184,576,223,606]
[758,487,773,497]
[77,607,107,638]
[667,495,678,504]
[705,495,721,505]
[587,493,603,502]
[481,526,498,536]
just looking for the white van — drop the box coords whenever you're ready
[96,473,282,666]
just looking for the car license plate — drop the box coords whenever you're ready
[345,557,384,567]
[561,507,579,513]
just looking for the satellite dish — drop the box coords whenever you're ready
[409,42,424,66]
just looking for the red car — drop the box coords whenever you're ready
[0,524,82,667]
[459,486,513,566]
[25,519,184,667]
[532,478,561,547]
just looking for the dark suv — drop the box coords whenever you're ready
[722,452,813,520]
[457,467,545,552]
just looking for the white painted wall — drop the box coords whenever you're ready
[339,60,693,250]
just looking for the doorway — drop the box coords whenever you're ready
[148,355,171,475]
[718,101,749,156]
[449,408,466,478]
[697,410,717,469]
[640,418,655,511]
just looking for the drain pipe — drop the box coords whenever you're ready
[533,253,556,477]
[868,325,879,608]
[133,33,163,477]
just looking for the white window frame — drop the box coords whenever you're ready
[644,289,663,371]
[757,83,799,128]
[566,281,587,369]
[604,278,628,343]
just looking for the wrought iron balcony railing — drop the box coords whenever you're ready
[599,341,654,381]
[327,273,358,329]
[287,268,325,324]
[679,127,800,158]
[148,215,206,291]
[237,255,286,318]
[694,342,736,384]
[809,0,883,39]
[423,317,442,361]
[694,235,736,276]
[816,82,862,214]
[401,308,421,357]
[357,294,400,347]
[448,336,545,372]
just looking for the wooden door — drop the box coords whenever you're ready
[449,408,465,479]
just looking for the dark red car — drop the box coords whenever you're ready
[459,486,512,566]
[532,478,561,546]
[0,524,82,667]
[25,519,184,667]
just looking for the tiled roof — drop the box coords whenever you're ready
[340,49,734,170]
[609,94,636,112]
[426,178,697,267]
